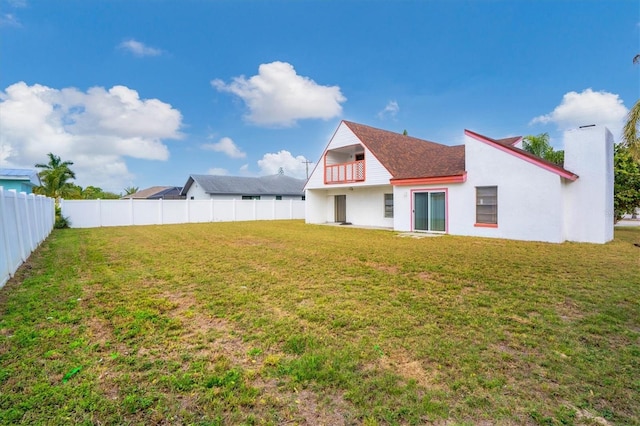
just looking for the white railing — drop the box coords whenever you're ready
[0,188,55,288]
[60,198,306,228]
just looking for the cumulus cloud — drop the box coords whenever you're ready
[377,100,399,120]
[530,88,628,138]
[0,13,21,27]
[257,150,312,179]
[118,39,163,57]
[212,61,346,127]
[0,81,183,191]
[206,167,229,176]
[201,136,246,159]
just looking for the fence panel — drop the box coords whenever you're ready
[60,198,305,228]
[0,188,55,288]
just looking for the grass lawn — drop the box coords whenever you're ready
[1,221,639,425]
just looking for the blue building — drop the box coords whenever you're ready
[0,168,41,193]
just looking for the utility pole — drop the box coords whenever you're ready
[301,160,312,179]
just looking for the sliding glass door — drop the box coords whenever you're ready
[414,191,446,232]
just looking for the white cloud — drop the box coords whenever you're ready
[377,100,399,120]
[530,88,628,138]
[212,61,346,127]
[206,167,229,176]
[0,13,21,27]
[0,81,183,192]
[201,136,246,159]
[118,39,163,57]
[257,150,312,179]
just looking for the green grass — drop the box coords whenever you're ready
[1,221,639,425]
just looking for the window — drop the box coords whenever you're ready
[275,195,282,200]
[242,195,260,200]
[384,193,394,218]
[476,186,497,225]
[301,195,306,201]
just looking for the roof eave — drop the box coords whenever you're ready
[391,172,467,186]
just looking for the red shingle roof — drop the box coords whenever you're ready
[342,121,466,180]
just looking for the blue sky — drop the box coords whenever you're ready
[1,0,638,193]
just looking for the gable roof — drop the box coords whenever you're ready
[0,168,41,186]
[342,121,466,181]
[122,186,183,199]
[464,130,578,181]
[181,174,305,196]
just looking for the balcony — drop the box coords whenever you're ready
[324,159,365,184]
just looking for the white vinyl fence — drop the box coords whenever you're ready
[0,188,55,288]
[60,198,305,228]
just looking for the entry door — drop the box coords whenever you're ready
[335,195,346,223]
[414,192,446,232]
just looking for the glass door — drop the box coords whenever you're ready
[414,191,446,232]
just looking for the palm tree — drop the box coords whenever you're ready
[522,133,564,166]
[124,186,140,195]
[623,51,640,160]
[34,153,76,199]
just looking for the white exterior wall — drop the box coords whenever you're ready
[306,123,393,190]
[394,136,566,243]
[305,186,394,227]
[460,135,566,242]
[186,183,301,201]
[562,126,614,243]
[184,182,209,200]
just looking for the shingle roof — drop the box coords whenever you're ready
[0,168,41,186]
[122,186,183,199]
[182,174,305,196]
[342,121,466,180]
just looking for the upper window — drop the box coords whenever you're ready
[275,195,282,201]
[242,195,261,200]
[476,186,497,225]
[384,193,394,218]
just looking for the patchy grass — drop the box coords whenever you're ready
[1,221,639,425]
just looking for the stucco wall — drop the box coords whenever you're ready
[562,126,614,243]
[394,136,566,243]
[306,186,394,227]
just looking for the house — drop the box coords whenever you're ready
[122,186,184,200]
[304,121,614,244]
[0,168,41,193]
[181,174,306,201]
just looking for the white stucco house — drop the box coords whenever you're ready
[304,121,614,244]
[181,174,306,201]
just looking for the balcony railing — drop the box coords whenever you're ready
[324,160,365,184]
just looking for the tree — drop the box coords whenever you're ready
[522,133,564,166]
[613,143,640,221]
[34,153,76,199]
[624,55,640,160]
[124,186,139,195]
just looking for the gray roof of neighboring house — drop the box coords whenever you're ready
[0,168,41,186]
[122,186,183,199]
[181,174,306,196]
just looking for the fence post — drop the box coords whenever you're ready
[129,197,134,226]
[159,199,164,225]
[232,199,236,221]
[186,197,190,223]
[210,198,214,222]
[0,188,14,283]
[10,190,28,262]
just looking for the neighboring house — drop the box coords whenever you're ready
[122,186,184,200]
[0,168,41,193]
[304,121,613,244]
[181,174,306,201]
